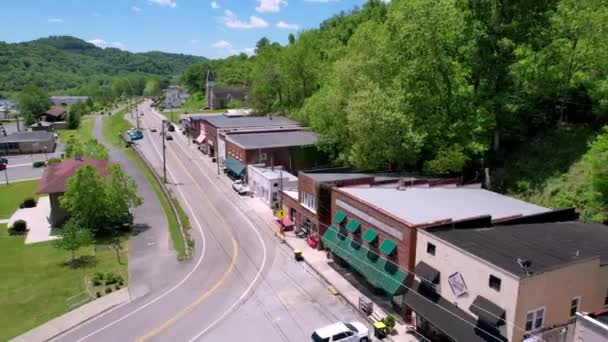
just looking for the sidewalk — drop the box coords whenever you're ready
[11,289,130,342]
[246,199,418,342]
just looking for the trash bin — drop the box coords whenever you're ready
[294,249,303,261]
[373,321,387,339]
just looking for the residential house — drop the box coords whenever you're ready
[0,131,56,155]
[247,165,297,210]
[411,221,608,342]
[36,158,110,226]
[50,96,89,107]
[42,106,67,122]
[163,86,190,109]
[574,310,608,342]
[205,69,248,110]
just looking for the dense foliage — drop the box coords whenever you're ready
[1,36,206,94]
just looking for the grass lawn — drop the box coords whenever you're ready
[0,224,128,341]
[0,180,40,219]
[56,116,95,143]
[102,112,186,258]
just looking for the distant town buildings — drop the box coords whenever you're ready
[0,131,56,155]
[163,86,190,109]
[49,96,89,107]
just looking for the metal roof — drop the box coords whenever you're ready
[428,221,608,277]
[339,187,550,226]
[227,130,318,149]
[203,115,299,129]
[0,131,55,143]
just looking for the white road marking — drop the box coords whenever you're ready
[147,106,270,341]
[74,108,208,342]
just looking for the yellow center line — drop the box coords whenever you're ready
[136,137,239,341]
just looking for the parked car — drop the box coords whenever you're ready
[151,127,158,132]
[165,135,173,141]
[311,322,369,342]
[231,180,250,195]
[167,124,175,132]
[129,130,143,141]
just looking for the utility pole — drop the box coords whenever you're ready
[215,142,220,175]
[136,103,140,130]
[162,120,167,183]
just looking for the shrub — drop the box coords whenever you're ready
[92,279,102,286]
[383,315,396,331]
[20,197,37,208]
[105,287,112,294]
[47,158,62,165]
[115,284,121,290]
[12,220,27,232]
[96,291,101,298]
[32,161,46,168]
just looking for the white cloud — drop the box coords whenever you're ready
[110,42,126,50]
[276,21,298,30]
[48,18,64,23]
[221,10,268,29]
[211,1,220,9]
[255,0,287,13]
[304,0,338,2]
[241,47,255,56]
[147,0,177,8]
[212,40,232,49]
[87,39,107,47]
[131,6,142,12]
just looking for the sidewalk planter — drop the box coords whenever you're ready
[373,321,387,339]
[294,249,303,261]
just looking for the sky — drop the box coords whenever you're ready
[0,0,369,58]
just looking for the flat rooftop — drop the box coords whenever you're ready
[0,131,55,143]
[203,115,299,129]
[428,221,608,277]
[339,187,550,226]
[227,130,318,149]
[249,166,297,181]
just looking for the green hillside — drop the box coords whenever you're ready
[0,36,207,93]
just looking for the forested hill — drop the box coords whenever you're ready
[0,36,207,93]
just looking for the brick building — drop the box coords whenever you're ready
[322,186,556,304]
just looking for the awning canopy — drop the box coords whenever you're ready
[334,211,347,224]
[469,296,506,326]
[380,238,397,255]
[346,219,361,233]
[196,132,206,144]
[362,228,378,243]
[403,281,507,342]
[224,157,246,177]
[414,261,440,284]
[322,226,407,295]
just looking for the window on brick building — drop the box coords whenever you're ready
[604,288,608,306]
[426,243,436,256]
[570,297,581,317]
[260,153,267,161]
[489,275,501,291]
[525,307,545,331]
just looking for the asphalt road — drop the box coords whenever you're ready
[55,102,366,342]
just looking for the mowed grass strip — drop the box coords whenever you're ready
[56,116,95,143]
[0,180,40,219]
[102,110,186,258]
[0,226,128,340]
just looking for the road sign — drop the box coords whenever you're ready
[276,208,286,220]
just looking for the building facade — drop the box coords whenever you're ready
[0,131,56,155]
[412,221,608,342]
[574,311,608,342]
[247,165,297,209]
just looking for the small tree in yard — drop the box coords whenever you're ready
[104,163,142,225]
[53,219,94,264]
[60,165,108,233]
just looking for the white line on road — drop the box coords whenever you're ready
[147,105,269,341]
[74,114,208,342]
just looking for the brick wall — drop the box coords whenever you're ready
[331,188,417,272]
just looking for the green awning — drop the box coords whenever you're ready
[224,157,246,177]
[322,226,406,295]
[380,239,397,255]
[346,219,361,233]
[334,211,346,224]
[362,228,378,243]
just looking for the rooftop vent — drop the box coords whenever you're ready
[517,258,533,275]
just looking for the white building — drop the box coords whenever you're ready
[163,86,190,109]
[247,165,297,210]
[574,311,608,342]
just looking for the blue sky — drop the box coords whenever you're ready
[0,0,368,58]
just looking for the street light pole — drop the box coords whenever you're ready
[162,120,167,183]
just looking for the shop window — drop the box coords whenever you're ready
[570,297,581,317]
[260,152,267,161]
[525,307,545,331]
[426,243,436,256]
[605,288,608,306]
[489,275,501,291]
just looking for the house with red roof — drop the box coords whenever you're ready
[36,157,110,226]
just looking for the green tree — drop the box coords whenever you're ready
[65,138,109,160]
[18,85,49,124]
[586,127,608,222]
[104,164,143,225]
[67,111,81,129]
[255,37,271,54]
[60,165,108,232]
[143,76,162,98]
[52,219,94,264]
